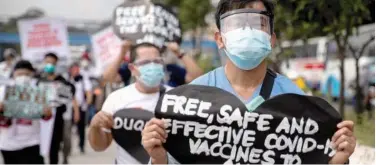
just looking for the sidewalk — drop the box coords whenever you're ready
[69,135,116,164]
[350,144,375,165]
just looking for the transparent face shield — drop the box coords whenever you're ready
[220,9,273,35]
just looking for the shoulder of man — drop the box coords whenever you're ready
[101,83,138,114]
[274,74,305,95]
[107,83,136,99]
[190,67,222,86]
[163,85,174,91]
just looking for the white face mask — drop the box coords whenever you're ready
[80,60,90,69]
[14,75,32,85]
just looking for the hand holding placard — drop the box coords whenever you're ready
[154,85,342,164]
[142,118,168,164]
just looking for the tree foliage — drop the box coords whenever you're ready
[279,0,372,117]
[0,8,45,33]
[157,0,212,32]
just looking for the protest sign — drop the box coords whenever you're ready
[91,26,123,76]
[112,108,154,164]
[18,18,70,65]
[112,0,182,49]
[155,85,342,164]
[2,84,52,119]
[37,81,74,107]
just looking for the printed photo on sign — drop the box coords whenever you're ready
[112,108,154,164]
[2,83,54,119]
[37,81,74,107]
[112,0,182,49]
[154,85,342,164]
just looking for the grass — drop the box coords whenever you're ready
[344,110,375,147]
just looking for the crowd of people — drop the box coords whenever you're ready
[0,0,360,164]
[0,40,204,164]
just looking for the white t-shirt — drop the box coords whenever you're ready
[70,75,92,109]
[0,119,41,151]
[0,61,12,79]
[102,83,172,164]
[0,81,42,151]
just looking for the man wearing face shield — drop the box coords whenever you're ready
[141,0,356,164]
[0,60,52,164]
[88,42,173,164]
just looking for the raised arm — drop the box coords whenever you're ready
[102,41,132,84]
[166,42,203,83]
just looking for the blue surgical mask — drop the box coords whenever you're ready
[222,27,272,70]
[137,63,165,88]
[44,63,55,74]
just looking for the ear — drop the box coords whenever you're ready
[271,32,277,48]
[128,63,139,77]
[215,32,225,49]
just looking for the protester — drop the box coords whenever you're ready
[88,41,172,164]
[102,42,203,87]
[0,60,52,164]
[141,0,356,164]
[0,48,18,79]
[37,53,80,164]
[80,50,97,78]
[66,62,93,154]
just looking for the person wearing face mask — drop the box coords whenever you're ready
[141,0,356,164]
[65,63,93,157]
[0,48,18,79]
[0,60,52,164]
[37,53,80,164]
[88,42,172,164]
[103,41,203,88]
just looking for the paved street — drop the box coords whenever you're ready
[0,129,117,164]
[69,134,116,164]
[350,144,375,164]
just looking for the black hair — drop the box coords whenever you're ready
[215,0,275,31]
[14,60,35,72]
[130,43,161,63]
[44,52,59,62]
[70,62,80,68]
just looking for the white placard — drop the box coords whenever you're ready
[18,18,70,65]
[91,26,123,75]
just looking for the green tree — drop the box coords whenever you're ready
[271,1,322,73]
[0,8,45,33]
[291,0,371,117]
[349,34,374,122]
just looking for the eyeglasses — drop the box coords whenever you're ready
[134,58,164,66]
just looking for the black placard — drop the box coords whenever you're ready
[112,0,182,49]
[112,108,153,164]
[154,85,342,164]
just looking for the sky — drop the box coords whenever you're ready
[0,0,124,21]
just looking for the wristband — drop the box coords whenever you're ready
[178,52,185,59]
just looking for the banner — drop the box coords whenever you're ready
[112,108,153,164]
[112,0,182,49]
[18,18,70,65]
[91,26,122,76]
[155,85,342,164]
